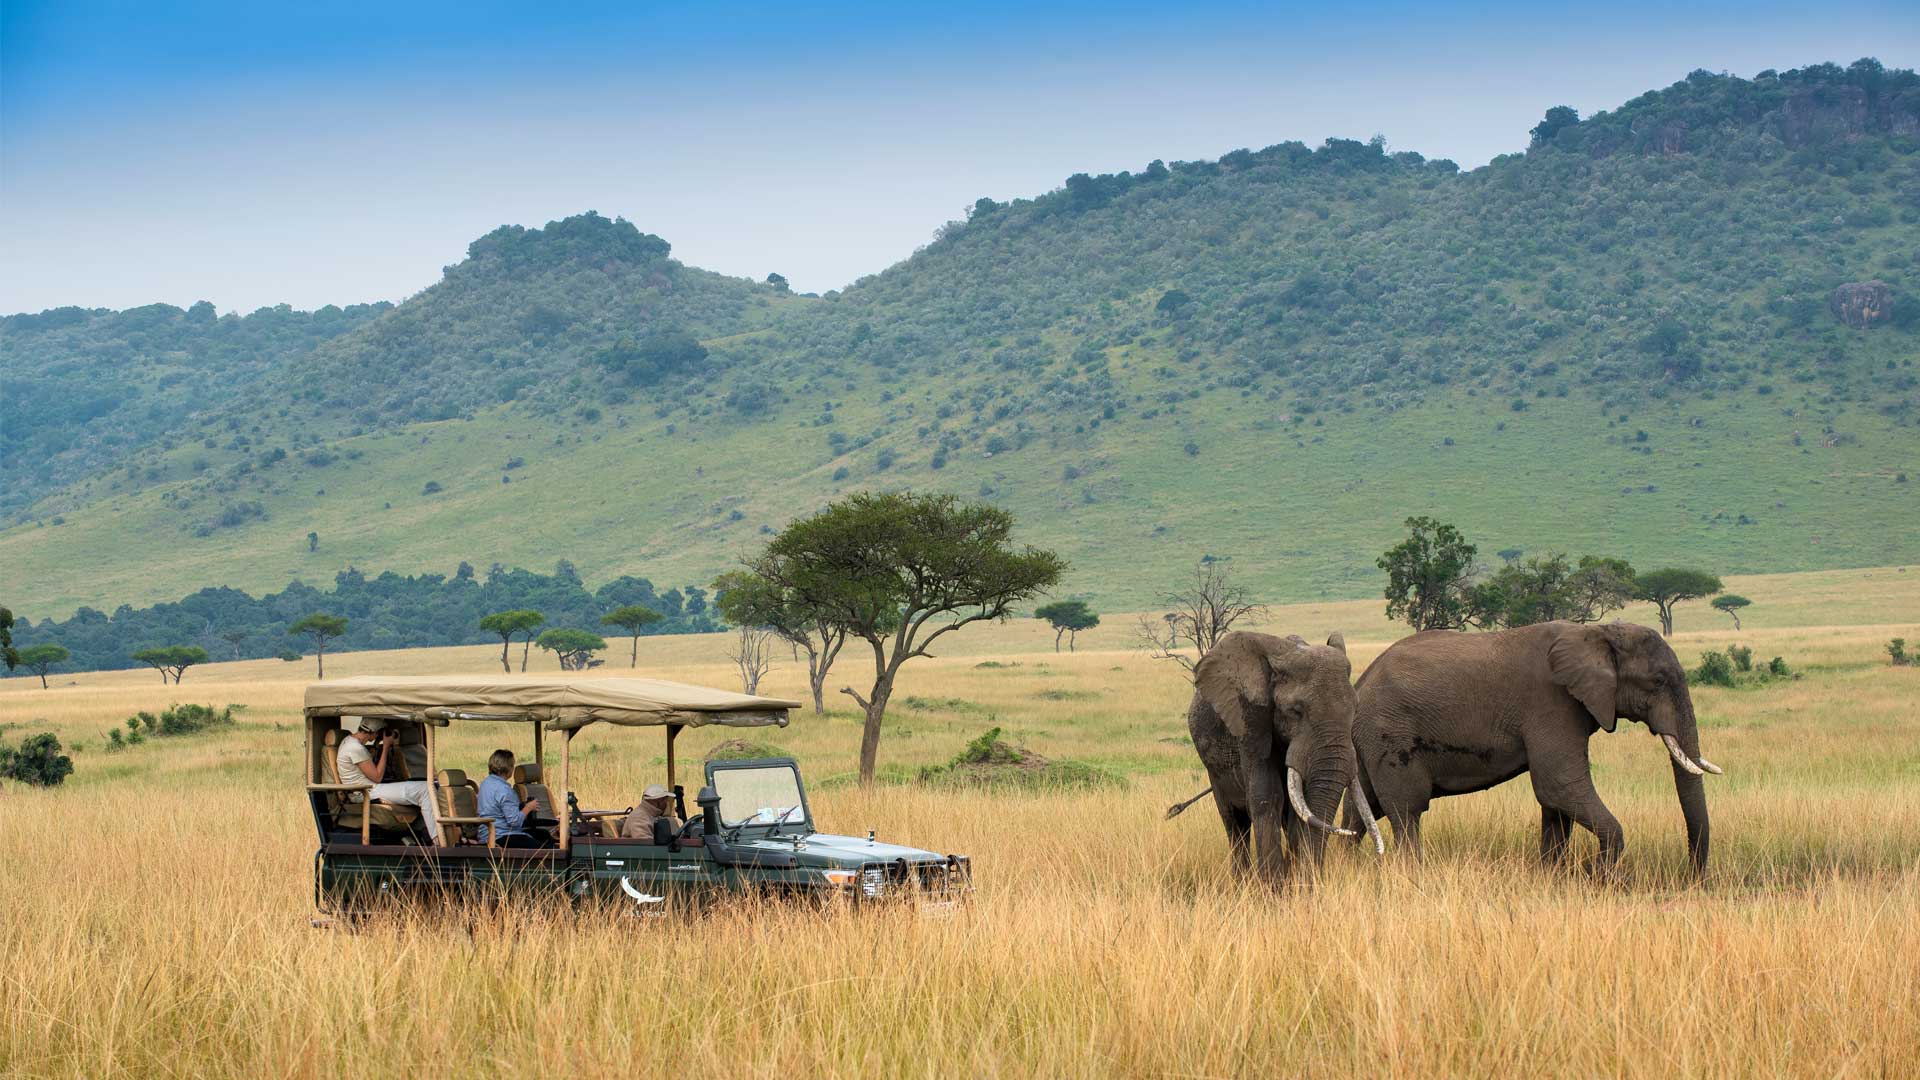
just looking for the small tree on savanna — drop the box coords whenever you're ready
[219,630,249,661]
[1378,516,1479,631]
[479,609,545,673]
[1712,594,1753,630]
[747,492,1065,786]
[713,570,852,714]
[1035,600,1100,652]
[17,644,68,689]
[1136,560,1266,675]
[728,625,776,694]
[600,604,664,668]
[535,628,606,670]
[1633,568,1723,636]
[131,645,209,684]
[288,614,348,678]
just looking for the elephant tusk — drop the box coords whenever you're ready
[1662,735,1706,776]
[1695,756,1724,775]
[1287,767,1357,836]
[1349,775,1386,856]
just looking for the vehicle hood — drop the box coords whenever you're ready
[734,832,953,864]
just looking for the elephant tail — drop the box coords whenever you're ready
[1164,786,1213,820]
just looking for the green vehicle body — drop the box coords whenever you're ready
[312,757,972,912]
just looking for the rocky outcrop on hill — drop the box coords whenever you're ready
[1829,281,1893,328]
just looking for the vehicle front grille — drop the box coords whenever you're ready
[859,856,972,899]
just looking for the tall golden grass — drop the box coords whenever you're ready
[2,570,1917,1076]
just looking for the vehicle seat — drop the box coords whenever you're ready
[435,769,493,847]
[320,727,420,842]
[513,763,554,818]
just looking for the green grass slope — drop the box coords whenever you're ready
[3,61,1918,617]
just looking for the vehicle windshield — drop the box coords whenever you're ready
[712,763,807,830]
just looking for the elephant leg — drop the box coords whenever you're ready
[1282,802,1313,878]
[1212,789,1252,876]
[1540,805,1574,867]
[1243,758,1287,884]
[1529,746,1624,874]
[1387,808,1425,861]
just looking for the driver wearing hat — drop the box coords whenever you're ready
[336,717,442,845]
[620,783,683,840]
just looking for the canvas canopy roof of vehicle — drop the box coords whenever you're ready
[303,675,798,731]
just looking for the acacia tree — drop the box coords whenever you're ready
[17,644,68,688]
[1468,553,1636,628]
[601,604,664,667]
[218,630,249,661]
[1378,517,1478,631]
[479,609,545,673]
[1137,560,1267,675]
[535,628,606,670]
[288,614,348,679]
[131,645,209,684]
[1634,568,1723,636]
[1035,600,1100,652]
[727,625,776,693]
[1712,594,1752,630]
[713,570,852,714]
[749,492,1065,785]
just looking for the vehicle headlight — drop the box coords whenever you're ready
[860,867,886,898]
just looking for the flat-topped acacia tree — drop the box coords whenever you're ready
[749,492,1065,786]
[479,609,545,672]
[600,605,664,668]
[288,614,347,679]
[131,644,208,684]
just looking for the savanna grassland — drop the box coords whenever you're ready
[2,566,1917,1076]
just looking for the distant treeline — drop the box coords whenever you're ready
[7,561,718,675]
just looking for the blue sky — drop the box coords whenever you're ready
[3,1,1915,314]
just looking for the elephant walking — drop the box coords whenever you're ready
[1345,620,1722,875]
[1174,631,1384,881]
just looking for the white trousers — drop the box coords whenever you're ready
[369,780,442,844]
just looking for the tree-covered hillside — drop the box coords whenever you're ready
[0,300,389,517]
[2,60,1916,618]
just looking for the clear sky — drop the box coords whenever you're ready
[3,1,1914,315]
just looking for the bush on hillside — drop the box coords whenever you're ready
[915,726,1122,792]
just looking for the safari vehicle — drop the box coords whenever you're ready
[303,675,971,913]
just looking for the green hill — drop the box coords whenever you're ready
[3,60,1917,619]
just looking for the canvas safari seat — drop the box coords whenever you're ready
[512,763,554,818]
[320,727,421,844]
[434,769,496,848]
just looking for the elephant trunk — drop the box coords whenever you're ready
[1285,738,1356,838]
[1669,693,1712,875]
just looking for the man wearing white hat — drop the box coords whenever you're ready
[335,717,442,845]
[620,783,682,840]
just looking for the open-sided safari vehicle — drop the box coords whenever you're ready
[304,675,972,913]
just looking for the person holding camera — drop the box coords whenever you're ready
[335,718,442,845]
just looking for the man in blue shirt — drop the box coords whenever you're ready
[478,748,550,848]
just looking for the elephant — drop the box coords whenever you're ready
[1342,620,1723,875]
[1170,631,1385,881]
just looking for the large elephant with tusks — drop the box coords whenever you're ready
[1172,631,1384,881]
[1344,620,1722,875]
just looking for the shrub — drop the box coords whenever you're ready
[1730,645,1754,672]
[914,726,1122,792]
[1690,650,1736,688]
[704,738,792,762]
[1767,656,1791,677]
[0,732,74,787]
[1888,638,1911,666]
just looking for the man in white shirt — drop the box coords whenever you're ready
[335,717,441,844]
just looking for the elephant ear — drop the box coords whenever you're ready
[1325,631,1347,654]
[1194,633,1273,739]
[1548,626,1619,733]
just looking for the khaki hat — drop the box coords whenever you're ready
[357,717,390,733]
[642,784,672,801]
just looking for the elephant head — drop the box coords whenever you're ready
[1194,631,1385,857]
[1548,621,1720,870]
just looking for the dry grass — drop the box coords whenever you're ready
[2,569,1918,1076]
